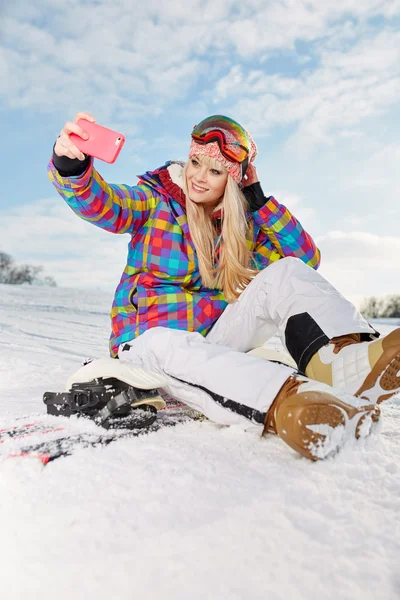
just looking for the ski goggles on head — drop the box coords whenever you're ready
[191,115,251,167]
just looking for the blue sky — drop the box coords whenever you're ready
[1,0,399,307]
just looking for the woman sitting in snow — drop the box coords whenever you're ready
[48,112,400,461]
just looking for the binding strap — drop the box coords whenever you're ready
[43,379,158,429]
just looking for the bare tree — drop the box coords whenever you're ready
[383,295,400,318]
[7,264,43,285]
[0,252,12,283]
[360,296,384,319]
[0,251,57,287]
[38,275,57,288]
[0,252,12,272]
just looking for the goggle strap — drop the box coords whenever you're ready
[241,156,249,180]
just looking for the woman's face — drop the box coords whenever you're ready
[186,156,228,208]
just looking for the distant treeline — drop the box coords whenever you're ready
[360,295,400,319]
[0,252,56,287]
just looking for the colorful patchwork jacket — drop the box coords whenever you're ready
[48,159,320,357]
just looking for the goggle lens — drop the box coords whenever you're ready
[191,116,250,164]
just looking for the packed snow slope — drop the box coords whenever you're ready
[0,283,399,600]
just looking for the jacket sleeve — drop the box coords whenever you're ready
[252,196,321,269]
[47,156,159,235]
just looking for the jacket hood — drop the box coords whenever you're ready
[137,161,186,209]
[137,161,223,220]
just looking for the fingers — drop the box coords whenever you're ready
[74,111,95,124]
[54,114,95,160]
[242,164,259,187]
[63,120,89,139]
[246,164,257,177]
[54,133,85,160]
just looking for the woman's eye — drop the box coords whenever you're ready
[211,169,221,175]
[191,159,199,166]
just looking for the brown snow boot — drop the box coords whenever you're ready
[263,374,380,461]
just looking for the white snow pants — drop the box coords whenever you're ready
[119,258,375,427]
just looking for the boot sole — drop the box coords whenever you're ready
[356,329,400,403]
[275,392,380,461]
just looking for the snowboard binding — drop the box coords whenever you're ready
[43,378,159,430]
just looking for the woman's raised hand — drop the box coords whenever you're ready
[54,112,96,160]
[242,164,259,187]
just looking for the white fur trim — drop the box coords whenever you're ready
[167,163,185,190]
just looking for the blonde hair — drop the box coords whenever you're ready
[183,156,257,302]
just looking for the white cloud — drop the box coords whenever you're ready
[316,231,400,306]
[213,26,400,149]
[0,198,128,289]
[2,0,399,136]
[335,142,400,225]
[0,7,211,120]
[220,0,399,57]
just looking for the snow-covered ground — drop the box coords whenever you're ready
[0,283,399,600]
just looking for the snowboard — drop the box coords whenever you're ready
[0,399,203,465]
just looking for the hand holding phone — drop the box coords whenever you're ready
[54,113,125,164]
[70,119,126,164]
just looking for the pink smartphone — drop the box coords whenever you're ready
[70,119,126,163]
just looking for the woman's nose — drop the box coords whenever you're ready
[197,167,208,182]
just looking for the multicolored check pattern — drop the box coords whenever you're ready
[251,199,320,269]
[48,160,320,357]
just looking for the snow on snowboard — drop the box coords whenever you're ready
[0,357,205,464]
[0,402,202,464]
